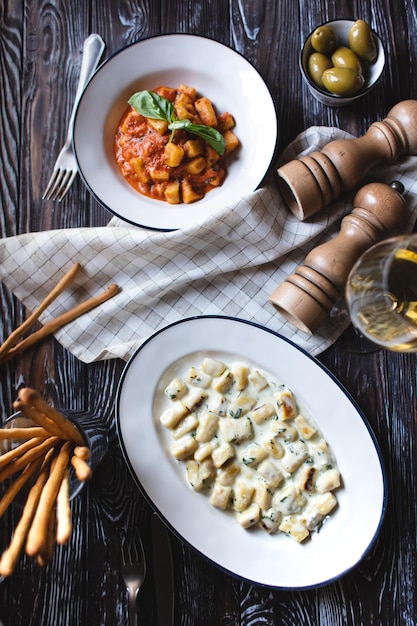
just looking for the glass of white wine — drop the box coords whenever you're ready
[345,233,417,352]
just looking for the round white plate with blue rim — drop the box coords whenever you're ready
[74,34,277,231]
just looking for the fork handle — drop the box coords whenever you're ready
[64,34,105,145]
[128,590,139,626]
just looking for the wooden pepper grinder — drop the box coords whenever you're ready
[269,181,408,334]
[277,100,417,220]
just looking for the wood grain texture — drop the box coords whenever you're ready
[1,0,417,624]
[0,1,23,238]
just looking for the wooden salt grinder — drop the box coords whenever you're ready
[277,99,417,220]
[269,181,408,334]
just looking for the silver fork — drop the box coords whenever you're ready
[42,33,105,202]
[121,527,147,626]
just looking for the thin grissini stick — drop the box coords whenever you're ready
[15,389,84,445]
[0,283,120,363]
[35,451,58,565]
[0,436,46,470]
[25,441,72,557]
[0,436,59,483]
[36,505,56,567]
[73,445,91,460]
[70,454,92,481]
[0,457,43,517]
[0,426,51,440]
[56,468,73,545]
[13,398,73,441]
[0,262,81,360]
[0,451,52,577]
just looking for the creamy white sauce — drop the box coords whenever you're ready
[157,352,342,543]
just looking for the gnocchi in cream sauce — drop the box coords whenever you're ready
[159,355,342,542]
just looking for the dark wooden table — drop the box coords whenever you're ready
[1,1,417,624]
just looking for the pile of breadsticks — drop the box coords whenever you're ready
[0,388,92,576]
[0,261,119,364]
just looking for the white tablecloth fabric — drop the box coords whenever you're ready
[1,126,416,363]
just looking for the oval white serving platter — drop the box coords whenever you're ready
[116,316,386,589]
[74,34,277,231]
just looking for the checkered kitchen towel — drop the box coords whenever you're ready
[1,126,417,363]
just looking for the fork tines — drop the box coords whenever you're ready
[42,169,77,202]
[122,533,141,565]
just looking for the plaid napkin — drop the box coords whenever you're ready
[1,126,417,364]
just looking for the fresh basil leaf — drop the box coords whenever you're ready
[128,91,174,122]
[188,123,226,155]
[168,119,191,130]
[169,119,226,155]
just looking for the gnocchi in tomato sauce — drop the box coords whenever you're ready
[114,84,239,204]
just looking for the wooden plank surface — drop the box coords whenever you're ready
[1,0,417,624]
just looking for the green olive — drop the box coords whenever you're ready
[348,19,378,62]
[331,46,363,74]
[308,52,333,88]
[322,67,365,96]
[310,25,338,54]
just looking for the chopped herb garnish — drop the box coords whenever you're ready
[242,457,255,465]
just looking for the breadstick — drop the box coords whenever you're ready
[0,436,46,470]
[36,505,55,567]
[25,441,72,557]
[13,398,71,440]
[16,389,85,445]
[0,450,53,576]
[35,452,58,565]
[0,457,43,517]
[0,262,81,360]
[0,283,120,363]
[73,445,91,460]
[0,426,51,440]
[70,454,92,481]
[56,468,72,545]
[0,436,59,483]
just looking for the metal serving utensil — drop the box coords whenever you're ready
[42,34,105,201]
[151,512,175,625]
[121,525,147,626]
